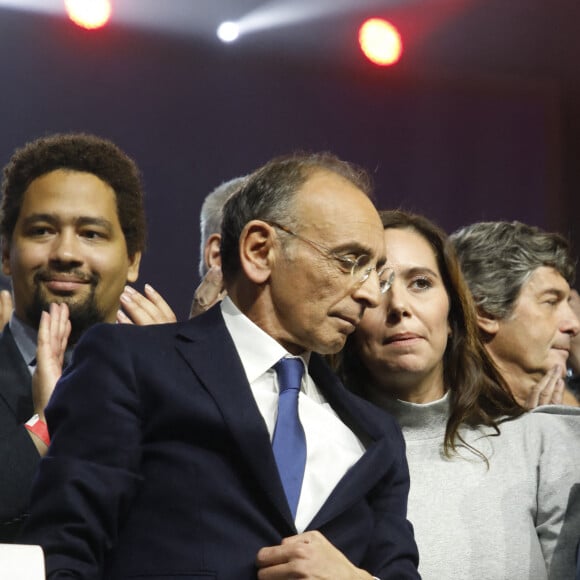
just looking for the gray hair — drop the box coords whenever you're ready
[220,151,372,283]
[198,176,247,277]
[450,221,576,319]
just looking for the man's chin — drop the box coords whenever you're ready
[29,288,104,343]
[525,365,565,384]
[39,288,89,304]
[312,333,347,356]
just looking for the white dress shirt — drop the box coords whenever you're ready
[220,296,365,532]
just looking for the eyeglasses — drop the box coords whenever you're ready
[265,220,394,294]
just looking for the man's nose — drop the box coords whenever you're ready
[352,270,381,309]
[563,302,580,337]
[49,231,83,264]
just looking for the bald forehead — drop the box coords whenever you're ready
[294,170,386,261]
[293,170,374,218]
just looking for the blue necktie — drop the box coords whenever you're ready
[272,357,307,519]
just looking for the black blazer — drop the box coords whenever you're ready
[0,325,40,541]
[22,306,419,579]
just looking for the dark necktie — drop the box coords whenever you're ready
[272,357,307,519]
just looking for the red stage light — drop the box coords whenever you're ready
[359,18,402,66]
[65,0,112,30]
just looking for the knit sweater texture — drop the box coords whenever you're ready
[383,394,580,580]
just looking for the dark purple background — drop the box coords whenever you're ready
[0,9,577,315]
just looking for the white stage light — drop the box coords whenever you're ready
[217,21,240,42]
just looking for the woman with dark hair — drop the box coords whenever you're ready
[336,209,580,580]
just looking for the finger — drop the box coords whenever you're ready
[525,366,559,409]
[119,296,154,324]
[121,286,176,325]
[0,289,13,324]
[256,544,288,568]
[537,381,556,405]
[44,304,60,365]
[143,284,177,321]
[116,309,134,325]
[0,289,13,307]
[551,377,565,404]
[64,319,72,350]
[56,303,70,359]
[280,532,317,546]
[120,286,156,323]
[36,310,50,354]
[48,304,60,346]
[48,303,59,353]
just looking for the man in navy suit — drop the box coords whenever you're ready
[22,152,420,579]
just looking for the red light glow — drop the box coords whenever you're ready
[359,18,402,66]
[65,0,112,30]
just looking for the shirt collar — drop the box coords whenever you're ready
[9,313,38,367]
[220,295,311,384]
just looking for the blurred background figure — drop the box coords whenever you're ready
[191,175,246,317]
[450,221,580,408]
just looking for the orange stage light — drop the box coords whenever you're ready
[359,18,402,66]
[65,0,112,30]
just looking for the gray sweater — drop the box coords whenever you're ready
[383,395,580,580]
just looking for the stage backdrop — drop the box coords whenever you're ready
[0,9,574,316]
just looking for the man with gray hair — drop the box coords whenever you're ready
[189,176,246,316]
[198,176,246,279]
[450,221,580,408]
[22,151,419,578]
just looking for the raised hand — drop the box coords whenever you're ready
[117,284,177,325]
[0,289,13,329]
[32,303,71,419]
[28,303,71,454]
[189,265,226,318]
[525,364,565,409]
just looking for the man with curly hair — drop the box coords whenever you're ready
[0,132,146,540]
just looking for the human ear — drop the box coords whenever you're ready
[126,251,142,284]
[476,309,500,337]
[204,234,222,269]
[239,221,275,284]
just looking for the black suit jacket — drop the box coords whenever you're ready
[0,325,40,541]
[22,306,419,579]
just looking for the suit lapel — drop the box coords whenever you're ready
[0,327,34,421]
[306,354,393,529]
[174,307,295,531]
[173,311,392,532]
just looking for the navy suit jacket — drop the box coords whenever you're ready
[22,306,419,579]
[0,325,40,541]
